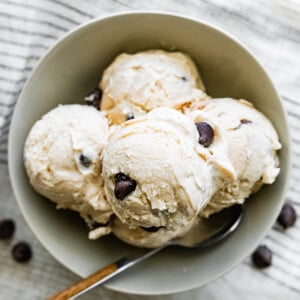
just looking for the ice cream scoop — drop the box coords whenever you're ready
[102,107,214,232]
[100,50,207,124]
[24,104,113,237]
[190,98,281,217]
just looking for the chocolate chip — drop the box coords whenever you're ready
[79,154,91,168]
[84,88,102,110]
[125,113,135,120]
[195,122,214,147]
[181,76,187,81]
[12,242,32,263]
[277,203,297,229]
[240,118,252,124]
[114,173,137,200]
[234,119,252,130]
[140,226,162,233]
[0,219,15,239]
[252,245,272,268]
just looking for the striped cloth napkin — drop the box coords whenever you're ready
[1,1,300,299]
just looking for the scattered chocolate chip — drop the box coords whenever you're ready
[181,76,187,81]
[84,88,102,110]
[240,118,252,124]
[125,113,135,121]
[140,226,162,233]
[0,219,15,239]
[79,154,91,168]
[277,203,297,229]
[12,242,32,263]
[195,122,214,147]
[252,245,272,268]
[114,173,137,200]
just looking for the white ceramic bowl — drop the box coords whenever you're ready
[8,12,291,295]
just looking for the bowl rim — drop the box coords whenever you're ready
[8,10,292,295]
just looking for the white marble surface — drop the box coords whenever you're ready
[0,0,300,299]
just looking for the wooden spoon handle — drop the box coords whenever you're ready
[47,262,118,300]
[47,246,164,300]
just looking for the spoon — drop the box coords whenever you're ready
[48,204,243,300]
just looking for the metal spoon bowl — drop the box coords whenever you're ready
[48,204,243,300]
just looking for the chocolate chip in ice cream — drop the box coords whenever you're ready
[125,113,135,121]
[79,154,91,168]
[114,173,137,200]
[84,88,102,110]
[195,122,214,147]
[240,118,252,124]
[234,119,252,130]
[140,226,162,233]
[0,219,15,239]
[277,203,297,229]
[12,242,32,263]
[252,245,272,268]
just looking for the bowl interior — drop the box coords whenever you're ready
[9,12,290,295]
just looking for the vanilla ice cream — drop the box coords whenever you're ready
[100,50,208,124]
[190,98,281,217]
[24,104,113,231]
[102,108,214,232]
